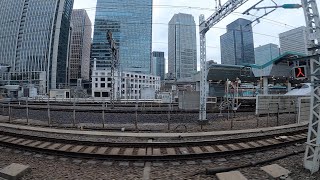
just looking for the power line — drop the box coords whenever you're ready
[0,21,307,48]
[0,3,299,30]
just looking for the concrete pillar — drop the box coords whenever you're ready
[93,58,97,71]
[263,77,268,95]
[287,82,291,92]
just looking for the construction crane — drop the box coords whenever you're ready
[199,0,320,173]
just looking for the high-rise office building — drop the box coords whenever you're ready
[151,51,165,80]
[255,43,280,65]
[279,26,308,55]
[70,9,92,84]
[220,18,255,65]
[168,13,197,79]
[0,0,74,93]
[91,0,152,74]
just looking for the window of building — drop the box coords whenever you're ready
[94,92,101,97]
[95,78,98,81]
[102,92,109,97]
[101,83,105,88]
[95,83,98,88]
[107,83,112,88]
[101,78,105,81]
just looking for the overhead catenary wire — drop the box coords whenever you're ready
[0,2,307,57]
[0,2,298,29]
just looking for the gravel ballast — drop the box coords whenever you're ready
[0,145,319,179]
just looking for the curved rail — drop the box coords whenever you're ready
[0,129,307,161]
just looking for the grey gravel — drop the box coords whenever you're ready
[59,158,68,162]
[244,155,253,159]
[0,149,143,179]
[186,161,197,165]
[102,161,113,166]
[4,148,11,152]
[217,158,227,162]
[171,162,181,166]
[133,162,145,167]
[72,159,82,164]
[202,160,212,164]
[14,150,21,154]
[33,154,42,158]
[152,162,164,167]
[23,152,32,156]
[86,160,97,165]
[45,156,55,160]
[230,156,241,160]
[119,162,129,166]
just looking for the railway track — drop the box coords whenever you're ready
[0,129,307,161]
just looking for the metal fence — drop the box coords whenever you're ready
[0,99,301,132]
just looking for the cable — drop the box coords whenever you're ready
[0,20,307,46]
[0,3,299,31]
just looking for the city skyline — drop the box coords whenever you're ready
[73,0,314,68]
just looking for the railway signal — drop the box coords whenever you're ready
[293,66,307,79]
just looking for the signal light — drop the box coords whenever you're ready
[294,66,307,79]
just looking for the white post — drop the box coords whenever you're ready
[263,77,268,95]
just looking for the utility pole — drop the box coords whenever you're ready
[198,0,250,124]
[302,0,320,174]
[107,31,120,106]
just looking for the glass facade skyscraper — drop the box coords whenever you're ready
[255,43,279,65]
[151,51,165,80]
[168,13,197,79]
[92,0,152,74]
[0,0,74,92]
[254,43,280,76]
[220,18,255,65]
[70,9,92,84]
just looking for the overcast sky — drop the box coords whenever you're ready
[73,0,318,70]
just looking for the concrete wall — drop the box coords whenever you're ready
[298,97,310,123]
[179,91,200,110]
[256,95,307,115]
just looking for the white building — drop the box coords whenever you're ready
[279,26,309,55]
[91,67,160,100]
